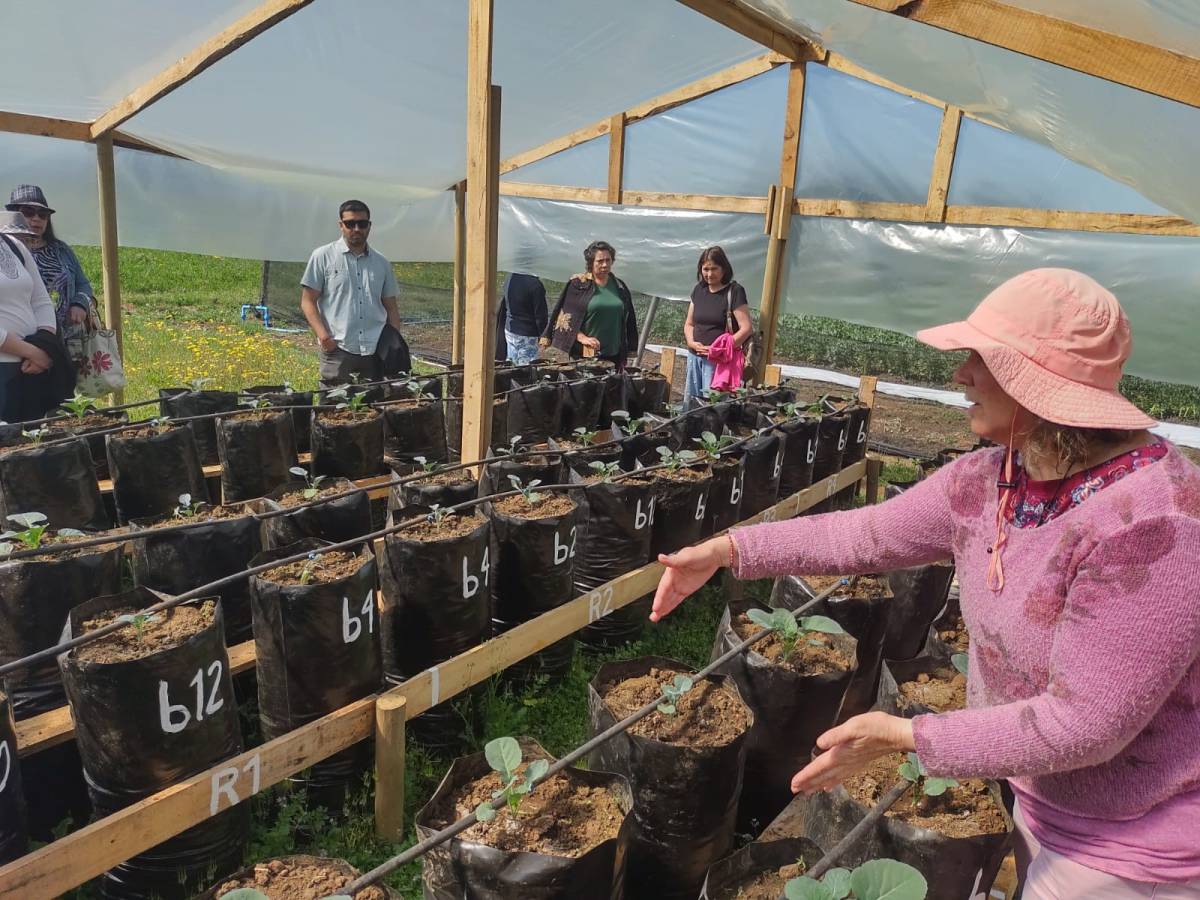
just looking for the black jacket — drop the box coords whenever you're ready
[540,276,638,359]
[4,330,75,423]
[502,273,548,337]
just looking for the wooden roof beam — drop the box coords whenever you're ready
[675,0,820,61]
[845,0,1200,109]
[90,0,315,139]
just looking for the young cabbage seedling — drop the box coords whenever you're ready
[412,455,441,474]
[473,736,550,822]
[897,751,958,804]
[173,493,204,518]
[783,858,927,900]
[494,435,524,457]
[745,607,846,659]
[587,459,622,482]
[239,395,272,411]
[59,391,98,420]
[951,653,969,676]
[149,415,172,434]
[185,377,212,392]
[572,425,599,445]
[289,466,327,500]
[298,551,321,586]
[115,611,160,643]
[327,386,370,413]
[21,426,49,446]
[405,380,436,402]
[657,673,694,716]
[654,445,700,471]
[775,401,805,420]
[702,388,729,405]
[692,430,737,458]
[508,476,545,507]
[610,409,653,435]
[0,512,80,556]
[426,504,453,525]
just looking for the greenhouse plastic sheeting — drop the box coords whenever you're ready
[501,136,611,190]
[781,216,1200,387]
[742,0,1200,222]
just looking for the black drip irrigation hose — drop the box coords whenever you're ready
[802,780,910,884]
[340,576,852,896]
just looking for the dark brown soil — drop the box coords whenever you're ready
[656,465,709,482]
[213,858,387,900]
[380,398,427,408]
[437,763,625,857]
[732,613,854,676]
[0,442,36,457]
[410,467,473,487]
[398,511,486,542]
[493,493,576,519]
[599,666,751,748]
[45,415,124,437]
[15,528,127,562]
[803,573,892,600]
[317,408,380,425]
[221,409,282,423]
[114,423,182,439]
[261,549,364,585]
[75,601,216,664]
[936,614,970,653]
[845,751,1007,838]
[145,504,249,528]
[898,667,967,713]
[717,861,808,899]
[273,482,349,508]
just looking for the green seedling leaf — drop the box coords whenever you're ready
[7,512,46,529]
[658,674,694,715]
[951,653,969,676]
[897,758,921,783]
[57,528,85,538]
[59,391,98,420]
[822,867,853,899]
[588,460,621,481]
[922,776,958,797]
[219,890,271,900]
[474,802,497,822]
[525,758,549,784]
[798,615,847,635]
[485,736,522,782]
[784,876,835,900]
[847,858,928,900]
[21,427,49,445]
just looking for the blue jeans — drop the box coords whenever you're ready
[683,351,715,404]
[505,330,539,365]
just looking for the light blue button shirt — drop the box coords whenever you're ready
[301,237,399,356]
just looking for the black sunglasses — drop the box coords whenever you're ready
[341,218,371,230]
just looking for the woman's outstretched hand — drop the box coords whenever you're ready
[650,537,729,622]
[790,712,915,794]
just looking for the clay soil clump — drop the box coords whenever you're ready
[75,600,216,664]
[732,613,854,676]
[213,858,386,900]
[262,549,364,585]
[899,667,966,713]
[439,764,625,857]
[846,752,1007,839]
[599,667,750,747]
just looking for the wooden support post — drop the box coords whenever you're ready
[460,0,500,467]
[607,112,626,205]
[95,135,125,405]
[374,694,407,841]
[925,106,962,222]
[451,181,466,365]
[764,363,782,387]
[866,457,882,505]
[858,374,878,409]
[659,346,677,399]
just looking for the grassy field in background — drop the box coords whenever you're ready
[73,247,1200,422]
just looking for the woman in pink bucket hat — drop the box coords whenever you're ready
[652,269,1200,898]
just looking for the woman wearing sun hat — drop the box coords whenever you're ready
[651,268,1200,898]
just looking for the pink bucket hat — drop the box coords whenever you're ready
[916,268,1155,430]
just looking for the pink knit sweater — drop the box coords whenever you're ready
[732,446,1200,881]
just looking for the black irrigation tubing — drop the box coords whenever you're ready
[20,389,194,429]
[342,575,853,896]
[803,779,910,883]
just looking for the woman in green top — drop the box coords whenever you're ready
[540,241,639,368]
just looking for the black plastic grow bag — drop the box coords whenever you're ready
[381,398,448,464]
[0,689,28,865]
[698,837,825,899]
[0,437,109,531]
[310,409,385,480]
[106,424,209,524]
[650,468,713,558]
[445,397,508,461]
[736,428,785,517]
[479,453,564,498]
[59,590,247,899]
[130,509,262,646]
[588,657,751,900]
[249,540,382,810]
[378,509,491,750]
[215,409,297,503]
[626,371,669,418]
[46,409,128,480]
[416,737,633,900]
[883,563,955,661]
[393,470,480,515]
[157,388,239,465]
[559,375,606,435]
[254,477,372,550]
[774,416,820,500]
[507,380,563,445]
[701,455,745,538]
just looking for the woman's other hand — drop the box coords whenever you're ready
[790,712,915,794]
[577,334,601,350]
[651,537,729,622]
[20,343,52,373]
[689,341,709,356]
[68,305,88,325]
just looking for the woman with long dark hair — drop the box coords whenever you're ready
[682,245,752,402]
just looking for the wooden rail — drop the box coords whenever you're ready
[0,457,867,900]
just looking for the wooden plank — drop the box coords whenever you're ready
[944,205,1200,236]
[793,198,926,222]
[858,374,879,409]
[498,182,607,204]
[90,0,316,137]
[764,364,782,387]
[374,694,407,840]
[0,110,92,141]
[451,182,466,365]
[658,346,678,398]
[623,190,768,214]
[607,113,626,205]
[779,63,806,189]
[925,106,962,222]
[866,457,882,505]
[95,135,125,405]
[843,0,1200,110]
[3,460,865,898]
[460,0,499,468]
[675,0,813,60]
[498,120,611,176]
[1,698,376,900]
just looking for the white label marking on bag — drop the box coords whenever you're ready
[160,660,224,734]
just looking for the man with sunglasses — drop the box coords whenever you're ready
[300,199,401,388]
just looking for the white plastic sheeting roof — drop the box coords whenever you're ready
[1,1,1198,385]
